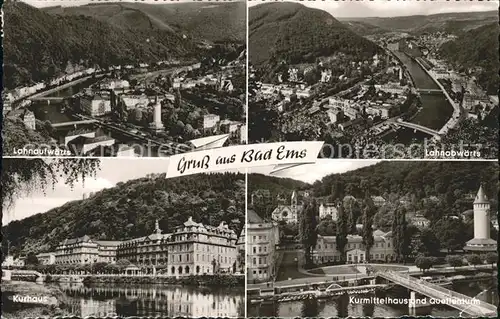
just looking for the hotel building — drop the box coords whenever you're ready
[116,220,171,266]
[166,217,238,276]
[247,210,280,283]
[55,235,121,265]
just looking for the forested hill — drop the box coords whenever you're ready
[340,10,498,35]
[3,1,198,89]
[43,2,246,43]
[249,2,381,68]
[439,23,499,95]
[312,161,498,210]
[2,173,245,257]
[248,173,311,197]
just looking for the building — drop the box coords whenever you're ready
[219,79,234,92]
[319,203,338,220]
[240,124,247,144]
[120,94,150,110]
[220,120,242,137]
[100,79,130,90]
[408,215,430,229]
[201,114,220,130]
[338,118,363,131]
[321,69,332,83]
[117,220,170,267]
[371,196,386,207]
[55,235,122,264]
[149,96,165,132]
[55,235,99,264]
[464,185,497,252]
[8,109,36,130]
[36,252,56,265]
[166,217,238,277]
[247,209,280,283]
[327,109,345,124]
[81,95,112,116]
[271,191,302,223]
[95,241,121,264]
[2,256,14,267]
[313,229,394,264]
[67,135,115,155]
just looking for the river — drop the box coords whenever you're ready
[30,78,101,124]
[248,280,497,317]
[51,283,243,317]
[391,51,453,133]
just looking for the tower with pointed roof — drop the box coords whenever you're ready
[464,185,497,252]
[154,219,162,235]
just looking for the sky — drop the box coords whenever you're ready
[23,0,499,16]
[248,0,499,18]
[3,159,171,225]
[250,159,380,184]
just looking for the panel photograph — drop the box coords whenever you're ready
[248,0,498,159]
[1,158,245,318]
[247,160,498,317]
[2,0,246,157]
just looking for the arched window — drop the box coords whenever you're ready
[178,266,183,274]
[171,266,175,274]
[185,266,190,274]
[196,265,200,274]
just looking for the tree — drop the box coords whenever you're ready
[361,205,375,262]
[415,255,433,272]
[466,254,482,268]
[2,159,100,210]
[432,218,467,252]
[418,229,440,256]
[174,89,181,108]
[25,252,39,265]
[336,204,348,263]
[483,252,497,267]
[299,199,318,266]
[446,255,463,270]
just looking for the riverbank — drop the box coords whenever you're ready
[81,274,245,287]
[1,281,71,319]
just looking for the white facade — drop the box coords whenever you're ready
[319,203,338,220]
[36,252,56,265]
[201,114,220,130]
[81,96,111,116]
[247,210,280,282]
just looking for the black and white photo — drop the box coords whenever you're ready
[1,158,245,318]
[3,0,246,157]
[248,0,498,159]
[247,160,498,317]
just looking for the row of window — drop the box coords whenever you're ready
[251,245,269,254]
[317,241,391,250]
[251,256,268,266]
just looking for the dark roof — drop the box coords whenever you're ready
[248,209,264,224]
[60,235,93,246]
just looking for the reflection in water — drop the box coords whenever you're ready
[58,283,244,318]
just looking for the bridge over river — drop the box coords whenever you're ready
[376,270,497,317]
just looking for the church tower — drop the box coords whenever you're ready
[291,191,297,207]
[464,185,497,252]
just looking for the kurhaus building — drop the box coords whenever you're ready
[166,217,238,276]
[55,235,121,265]
[117,217,239,276]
